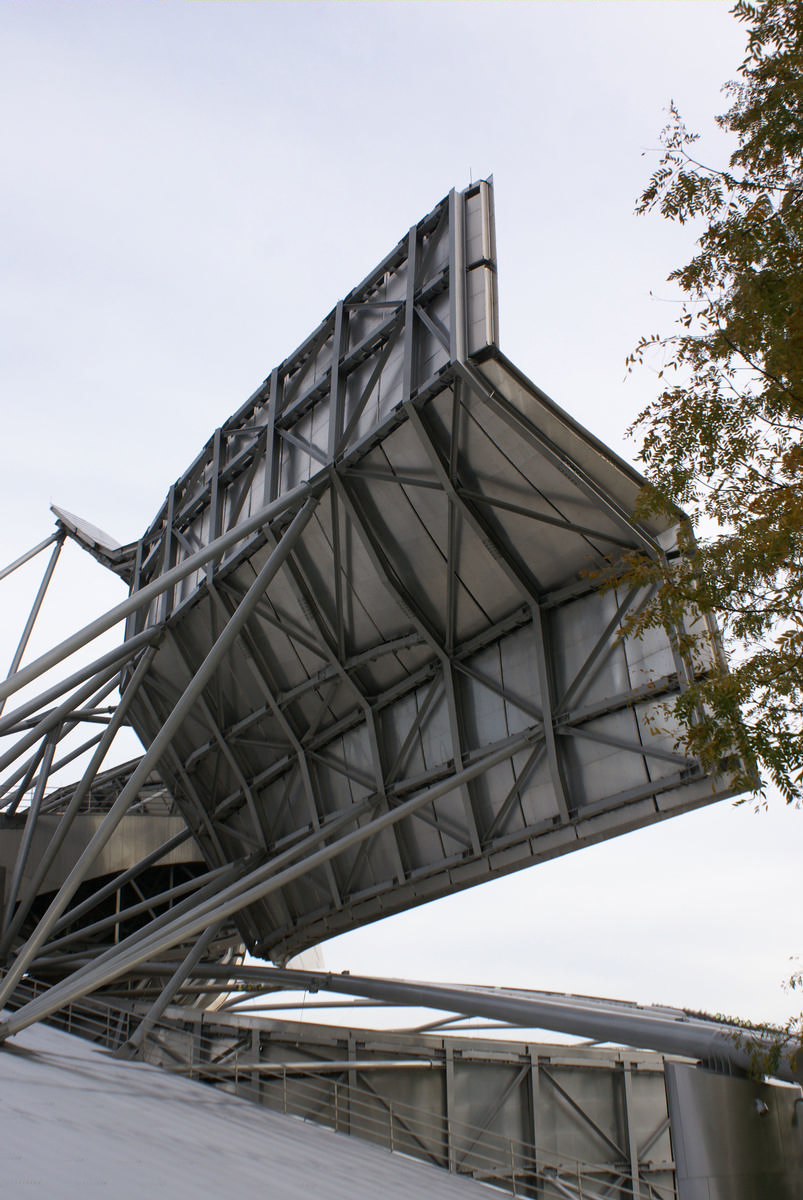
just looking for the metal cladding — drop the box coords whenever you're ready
[119,181,735,962]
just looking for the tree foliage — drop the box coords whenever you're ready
[625,0,803,803]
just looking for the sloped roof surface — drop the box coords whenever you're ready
[0,1018,489,1199]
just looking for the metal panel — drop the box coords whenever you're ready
[0,812,196,903]
[1,1017,495,1200]
[125,184,496,624]
[665,1061,803,1200]
[111,180,737,962]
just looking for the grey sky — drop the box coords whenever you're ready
[1,1,798,1027]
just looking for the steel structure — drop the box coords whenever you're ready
[7,972,802,1200]
[0,181,742,1059]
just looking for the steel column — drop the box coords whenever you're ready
[2,734,58,933]
[0,534,65,717]
[117,921,221,1058]
[0,497,318,1013]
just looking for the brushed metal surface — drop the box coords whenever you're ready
[666,1061,803,1200]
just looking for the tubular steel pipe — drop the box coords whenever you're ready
[274,970,802,1088]
[0,648,159,957]
[0,479,320,709]
[0,533,60,584]
[37,730,107,804]
[0,728,537,1036]
[106,962,803,1089]
[0,534,65,717]
[0,675,122,803]
[61,729,535,981]
[48,827,194,934]
[0,497,320,1018]
[2,735,59,932]
[0,658,130,780]
[36,801,378,989]
[117,922,221,1058]
[0,687,122,809]
[43,863,236,954]
[0,737,49,816]
[30,860,247,984]
[0,628,157,746]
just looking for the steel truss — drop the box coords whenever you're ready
[0,182,740,1064]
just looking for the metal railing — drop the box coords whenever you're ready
[5,977,676,1200]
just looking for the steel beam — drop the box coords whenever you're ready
[2,734,58,933]
[0,479,320,708]
[132,963,803,1086]
[0,627,157,741]
[0,532,61,583]
[0,729,537,1036]
[47,826,194,934]
[117,921,221,1058]
[0,498,318,1012]
[0,534,65,717]
[0,648,159,956]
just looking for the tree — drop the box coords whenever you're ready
[624,0,803,805]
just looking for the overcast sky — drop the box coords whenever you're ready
[2,1,799,1031]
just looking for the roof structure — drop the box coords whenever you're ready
[0,180,740,1065]
[0,176,800,1200]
